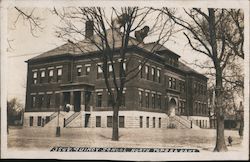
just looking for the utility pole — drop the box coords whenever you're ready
[56,106,61,137]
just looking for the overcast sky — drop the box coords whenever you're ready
[5,4,245,105]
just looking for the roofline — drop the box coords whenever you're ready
[26,45,207,80]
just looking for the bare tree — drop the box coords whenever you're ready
[13,7,44,37]
[161,8,244,152]
[53,7,175,141]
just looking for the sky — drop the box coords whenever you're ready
[5,6,242,106]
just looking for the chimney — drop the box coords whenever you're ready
[85,21,94,39]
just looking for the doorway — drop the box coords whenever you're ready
[74,91,81,112]
[63,92,70,106]
[169,98,177,117]
[85,91,91,111]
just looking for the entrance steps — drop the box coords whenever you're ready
[44,111,75,127]
[64,112,82,128]
[168,115,200,129]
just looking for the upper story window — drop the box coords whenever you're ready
[107,92,113,107]
[145,92,149,108]
[139,64,143,78]
[40,70,46,83]
[157,69,161,83]
[46,94,52,108]
[57,68,62,82]
[145,65,149,80]
[152,93,156,108]
[38,95,44,109]
[157,94,161,109]
[85,65,91,75]
[139,91,143,107]
[96,92,102,107]
[31,95,36,108]
[108,64,113,78]
[48,69,54,83]
[32,71,37,84]
[76,66,82,76]
[97,64,102,79]
[152,67,156,82]
[123,62,126,71]
[169,77,176,89]
[169,57,178,67]
[121,90,126,106]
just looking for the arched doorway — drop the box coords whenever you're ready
[169,98,177,116]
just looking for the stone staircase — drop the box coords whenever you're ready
[64,112,82,128]
[168,115,200,129]
[44,111,74,127]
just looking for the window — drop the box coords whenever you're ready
[40,70,45,83]
[145,65,149,80]
[77,66,82,76]
[153,117,155,128]
[32,71,37,84]
[146,117,149,128]
[157,95,161,109]
[157,69,161,83]
[96,116,101,127]
[108,64,112,78]
[48,69,54,83]
[169,77,176,89]
[140,116,143,128]
[179,101,185,114]
[85,65,91,75]
[96,92,102,107]
[152,94,156,108]
[121,91,126,106]
[37,116,42,126]
[122,62,126,71]
[152,67,156,81]
[145,92,149,108]
[107,116,112,128]
[46,94,52,108]
[29,116,33,126]
[119,116,125,128]
[139,64,143,78]
[169,77,172,88]
[57,68,62,82]
[159,118,161,128]
[45,116,50,123]
[107,92,113,107]
[31,96,36,108]
[97,65,102,79]
[38,95,44,109]
[139,91,143,107]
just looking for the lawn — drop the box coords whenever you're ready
[7,127,243,152]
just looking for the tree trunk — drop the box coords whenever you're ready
[213,67,228,152]
[112,104,119,141]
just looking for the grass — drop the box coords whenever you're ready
[7,127,242,152]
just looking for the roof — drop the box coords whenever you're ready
[27,28,206,78]
[28,29,180,61]
[29,29,140,61]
